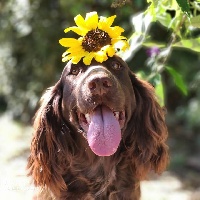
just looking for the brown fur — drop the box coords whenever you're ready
[27,56,168,199]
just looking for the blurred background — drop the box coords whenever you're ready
[0,0,200,199]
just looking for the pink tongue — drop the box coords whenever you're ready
[87,106,121,156]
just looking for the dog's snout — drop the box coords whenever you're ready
[88,76,113,95]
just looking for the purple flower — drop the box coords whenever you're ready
[146,47,160,57]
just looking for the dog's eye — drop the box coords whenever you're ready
[111,61,122,70]
[70,67,80,75]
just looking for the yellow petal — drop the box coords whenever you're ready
[113,40,129,51]
[64,26,87,36]
[62,53,84,64]
[107,26,124,38]
[62,56,71,62]
[98,15,116,30]
[67,47,85,55]
[62,51,69,57]
[105,46,115,57]
[85,11,98,29]
[59,38,81,47]
[71,55,83,64]
[94,51,108,63]
[83,53,95,65]
[74,14,88,29]
[111,37,127,45]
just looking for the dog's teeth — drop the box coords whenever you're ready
[85,114,91,124]
[114,112,119,120]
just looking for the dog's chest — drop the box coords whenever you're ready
[67,157,117,197]
[86,158,117,197]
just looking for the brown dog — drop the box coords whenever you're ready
[27,56,168,199]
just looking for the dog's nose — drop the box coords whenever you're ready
[88,76,113,95]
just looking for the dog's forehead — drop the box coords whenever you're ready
[61,56,129,77]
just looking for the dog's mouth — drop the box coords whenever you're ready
[77,105,125,157]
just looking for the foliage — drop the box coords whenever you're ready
[125,0,200,106]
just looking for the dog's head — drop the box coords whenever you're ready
[27,56,168,195]
[61,56,136,156]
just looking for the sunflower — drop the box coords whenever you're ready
[59,11,129,65]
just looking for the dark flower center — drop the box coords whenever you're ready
[82,28,111,52]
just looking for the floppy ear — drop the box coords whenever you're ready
[125,72,169,179]
[27,80,69,196]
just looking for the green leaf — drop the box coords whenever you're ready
[173,37,200,52]
[175,0,191,15]
[155,78,165,107]
[136,71,147,80]
[156,12,172,28]
[146,1,156,21]
[188,15,200,28]
[149,74,165,106]
[166,66,188,95]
